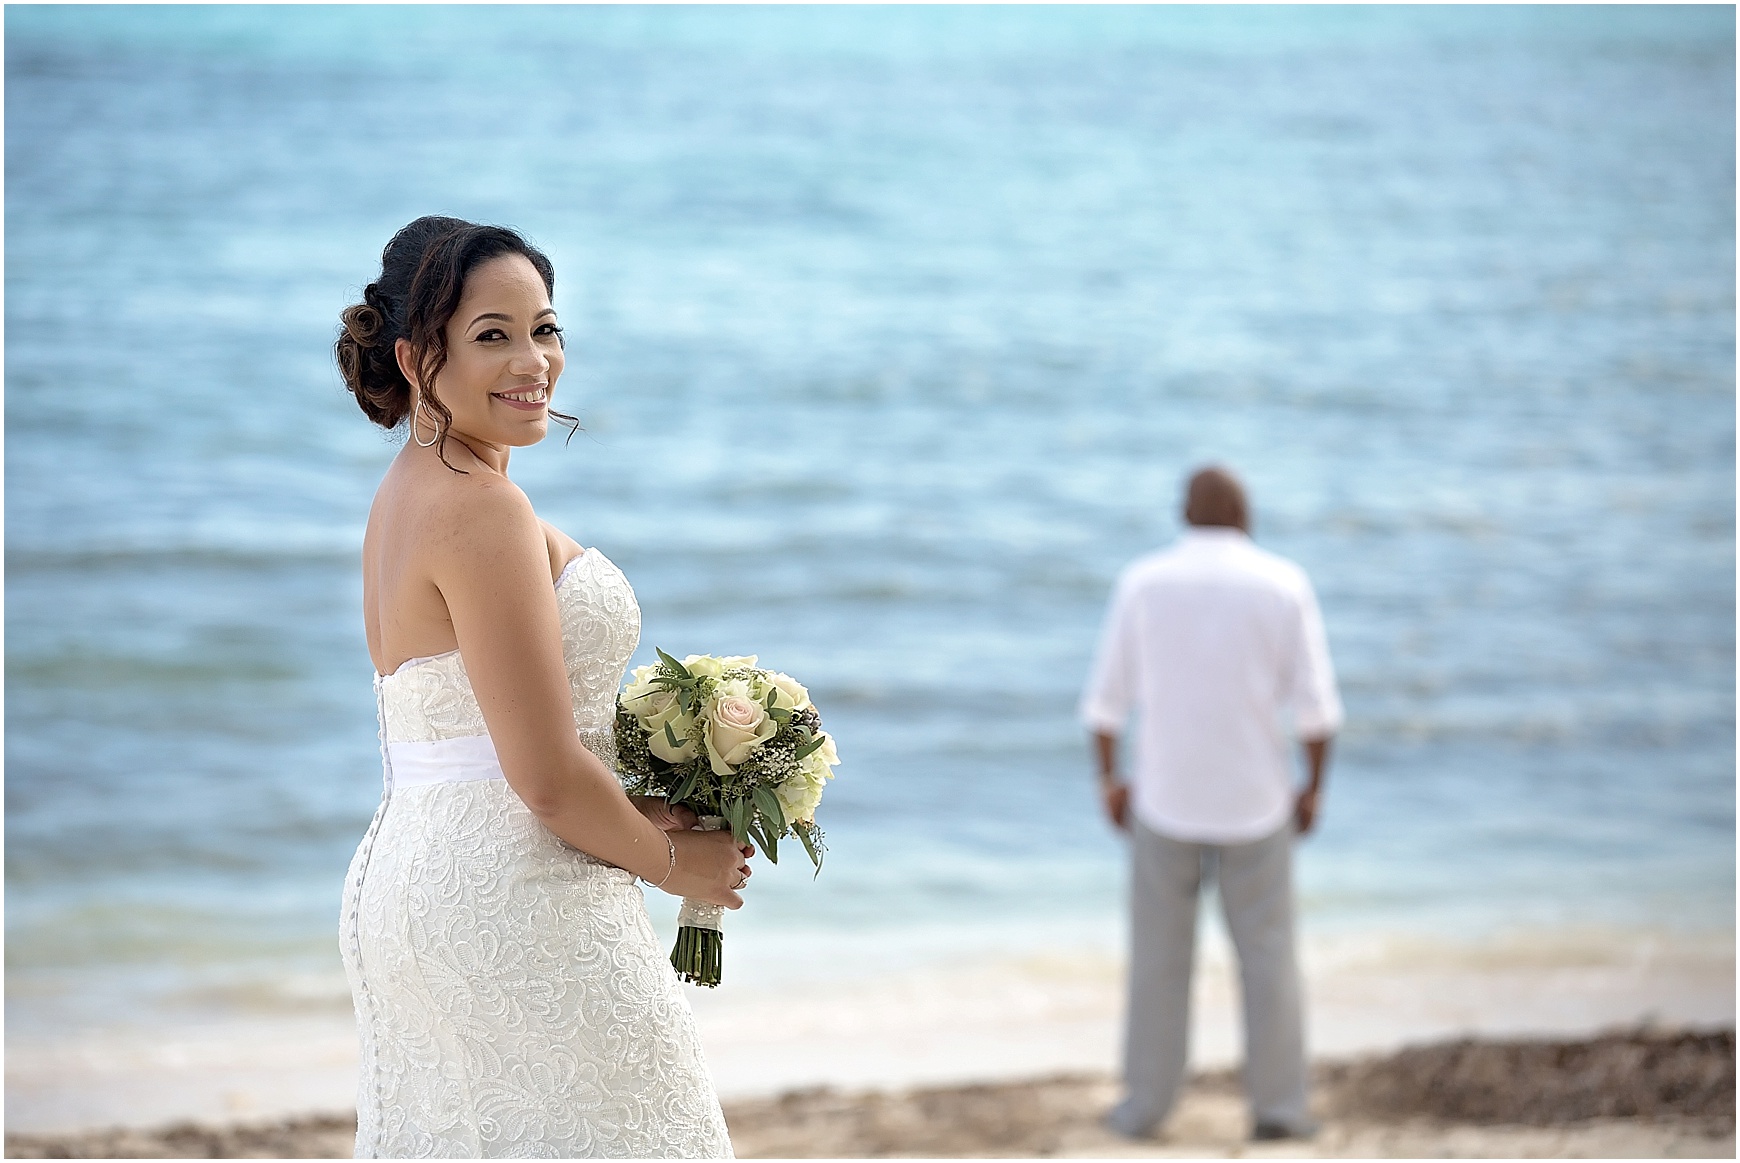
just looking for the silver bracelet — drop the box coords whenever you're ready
[647,832,677,890]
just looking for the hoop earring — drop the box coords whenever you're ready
[412,401,440,448]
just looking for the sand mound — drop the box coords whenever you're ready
[1321,1027,1735,1126]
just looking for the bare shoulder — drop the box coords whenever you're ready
[405,464,546,590]
[438,466,535,522]
[443,474,540,553]
[440,480,584,583]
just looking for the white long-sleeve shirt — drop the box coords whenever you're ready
[1079,527,1343,844]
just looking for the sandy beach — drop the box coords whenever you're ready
[7,1027,1731,1159]
[9,932,1733,1141]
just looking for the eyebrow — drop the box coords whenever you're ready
[467,308,557,328]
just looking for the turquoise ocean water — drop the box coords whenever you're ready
[6,6,1734,1043]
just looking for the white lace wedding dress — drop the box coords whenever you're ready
[340,549,734,1159]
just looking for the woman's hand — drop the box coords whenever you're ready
[631,796,698,832]
[659,830,756,909]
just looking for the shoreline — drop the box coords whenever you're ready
[7,930,1731,1136]
[7,1027,1732,1159]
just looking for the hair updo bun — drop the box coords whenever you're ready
[334,215,571,471]
[336,292,402,427]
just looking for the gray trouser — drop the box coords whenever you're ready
[1108,818,1309,1136]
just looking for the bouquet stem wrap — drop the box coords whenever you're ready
[671,816,727,987]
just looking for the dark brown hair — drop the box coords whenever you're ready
[335,216,577,471]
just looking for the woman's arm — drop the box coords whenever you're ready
[431,476,747,906]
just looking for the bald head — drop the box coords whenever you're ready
[1183,466,1250,532]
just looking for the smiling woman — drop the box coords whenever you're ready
[335,216,577,473]
[331,218,751,1158]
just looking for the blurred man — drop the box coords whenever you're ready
[1079,465,1341,1142]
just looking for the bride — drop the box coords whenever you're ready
[335,216,748,1158]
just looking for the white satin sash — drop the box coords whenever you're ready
[385,735,506,791]
[372,710,617,799]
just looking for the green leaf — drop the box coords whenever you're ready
[745,817,777,865]
[669,770,698,806]
[764,689,778,709]
[725,797,750,846]
[656,648,692,679]
[663,721,682,751]
[766,706,791,724]
[794,732,828,761]
[752,786,787,833]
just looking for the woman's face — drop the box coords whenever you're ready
[420,252,565,450]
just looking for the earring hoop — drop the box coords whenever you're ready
[412,401,440,448]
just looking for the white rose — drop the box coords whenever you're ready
[681,654,758,681]
[647,697,700,763]
[646,702,699,763]
[766,671,812,712]
[621,664,666,716]
[681,655,724,681]
[621,665,699,761]
[618,664,697,757]
[702,680,777,775]
[774,768,826,824]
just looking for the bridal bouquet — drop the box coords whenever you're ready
[615,650,839,987]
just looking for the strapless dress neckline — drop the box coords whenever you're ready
[377,549,596,680]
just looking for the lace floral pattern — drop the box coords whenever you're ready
[341,550,732,1159]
